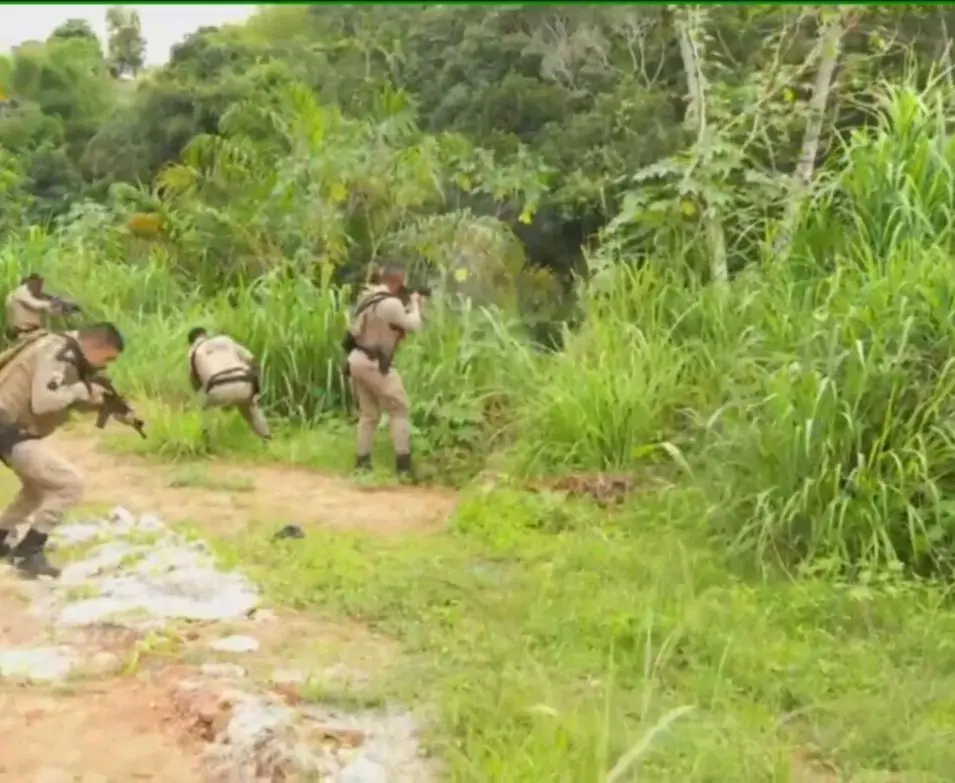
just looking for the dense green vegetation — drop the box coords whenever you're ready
[5,6,955,779]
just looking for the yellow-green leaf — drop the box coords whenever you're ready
[518,208,533,224]
[328,182,348,204]
[680,200,696,217]
[453,267,469,283]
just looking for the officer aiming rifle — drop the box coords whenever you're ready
[342,262,427,479]
[5,274,83,341]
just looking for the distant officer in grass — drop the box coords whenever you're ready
[4,273,80,342]
[343,262,425,478]
[187,327,271,441]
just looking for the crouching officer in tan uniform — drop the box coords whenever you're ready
[5,273,58,341]
[344,263,424,478]
[187,327,271,441]
[0,323,135,578]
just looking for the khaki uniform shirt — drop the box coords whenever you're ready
[189,334,255,390]
[5,284,53,334]
[346,285,421,372]
[0,332,98,437]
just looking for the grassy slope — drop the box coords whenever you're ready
[92,405,955,782]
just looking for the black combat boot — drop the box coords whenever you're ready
[10,529,60,579]
[395,453,414,481]
[355,454,372,472]
[0,530,11,558]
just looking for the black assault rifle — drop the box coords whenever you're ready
[399,283,432,301]
[42,294,83,316]
[89,375,147,439]
[46,335,145,439]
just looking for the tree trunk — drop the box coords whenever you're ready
[773,8,846,262]
[676,5,728,284]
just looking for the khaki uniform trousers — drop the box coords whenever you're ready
[348,357,411,456]
[0,438,84,534]
[202,380,271,439]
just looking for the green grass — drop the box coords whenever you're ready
[208,484,955,782]
[167,465,255,493]
[97,397,476,485]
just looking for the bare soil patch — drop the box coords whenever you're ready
[52,430,456,537]
[0,675,205,783]
[0,585,203,783]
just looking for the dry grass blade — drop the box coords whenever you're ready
[604,705,696,783]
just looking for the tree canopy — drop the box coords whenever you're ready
[1,5,952,292]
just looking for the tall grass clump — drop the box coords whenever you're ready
[704,82,955,576]
[505,259,749,476]
[502,80,955,578]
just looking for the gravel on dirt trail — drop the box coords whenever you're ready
[0,506,436,782]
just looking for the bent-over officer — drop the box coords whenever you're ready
[187,327,271,441]
[345,262,424,478]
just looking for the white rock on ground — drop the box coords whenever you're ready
[340,756,388,783]
[0,646,77,681]
[200,662,247,679]
[208,634,260,653]
[0,506,435,781]
[51,524,260,629]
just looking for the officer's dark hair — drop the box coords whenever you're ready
[187,327,207,345]
[21,272,42,285]
[79,322,125,351]
[379,261,406,280]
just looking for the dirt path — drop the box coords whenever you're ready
[0,432,447,781]
[0,670,206,782]
[51,430,458,537]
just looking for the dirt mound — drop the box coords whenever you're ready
[528,472,643,506]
